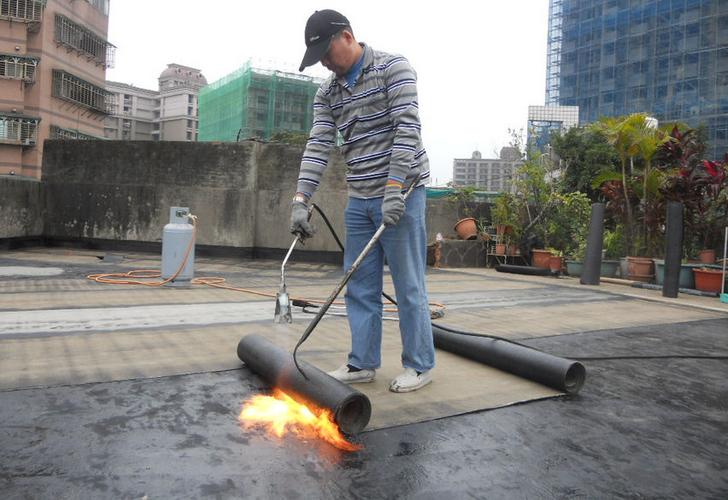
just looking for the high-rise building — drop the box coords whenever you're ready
[452,147,523,192]
[157,64,206,142]
[198,61,321,142]
[547,0,728,159]
[527,105,579,153]
[104,81,158,140]
[0,0,114,178]
[104,64,207,142]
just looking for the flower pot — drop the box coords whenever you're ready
[454,218,478,240]
[627,256,655,283]
[507,244,518,256]
[495,243,506,255]
[566,260,583,277]
[548,255,563,273]
[600,260,619,277]
[693,268,726,293]
[619,257,629,279]
[698,249,716,264]
[531,249,552,269]
[654,260,699,289]
[495,224,508,236]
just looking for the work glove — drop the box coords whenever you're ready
[381,184,405,226]
[290,200,315,240]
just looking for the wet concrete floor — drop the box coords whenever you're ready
[1,319,727,499]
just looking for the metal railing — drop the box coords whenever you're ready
[49,124,101,140]
[0,0,45,22]
[52,69,114,114]
[0,114,39,145]
[54,14,115,68]
[0,54,38,82]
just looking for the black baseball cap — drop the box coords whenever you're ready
[299,9,351,72]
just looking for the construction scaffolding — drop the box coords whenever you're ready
[198,61,321,142]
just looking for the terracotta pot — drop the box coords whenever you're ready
[693,268,726,293]
[531,249,552,269]
[627,256,655,282]
[495,243,506,255]
[507,244,518,256]
[454,218,478,240]
[698,249,716,264]
[549,255,563,273]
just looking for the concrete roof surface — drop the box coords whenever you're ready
[1,248,727,499]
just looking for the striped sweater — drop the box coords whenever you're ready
[296,44,430,199]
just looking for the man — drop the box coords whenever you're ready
[291,9,434,393]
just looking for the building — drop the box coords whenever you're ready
[527,105,579,154]
[105,65,207,142]
[0,0,114,178]
[198,61,321,142]
[104,81,158,140]
[547,0,728,159]
[452,147,523,192]
[157,64,206,142]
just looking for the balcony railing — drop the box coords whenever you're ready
[0,54,38,82]
[0,114,39,146]
[52,69,114,114]
[54,14,115,68]
[49,125,102,140]
[0,0,45,23]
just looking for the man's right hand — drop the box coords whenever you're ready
[290,201,315,240]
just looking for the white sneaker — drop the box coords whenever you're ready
[327,364,376,384]
[389,367,432,393]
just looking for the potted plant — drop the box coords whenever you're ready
[448,186,479,240]
[601,227,623,277]
[566,239,587,277]
[491,192,519,253]
[547,248,564,273]
[693,267,726,293]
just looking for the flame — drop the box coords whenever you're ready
[239,389,361,452]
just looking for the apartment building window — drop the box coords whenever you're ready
[0,0,44,22]
[85,0,110,16]
[188,94,194,104]
[52,69,114,114]
[0,114,39,146]
[54,14,116,68]
[187,119,193,128]
[0,54,38,82]
[187,106,193,116]
[186,131,192,141]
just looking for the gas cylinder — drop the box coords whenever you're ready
[161,207,195,281]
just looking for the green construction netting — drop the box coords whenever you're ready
[426,187,501,202]
[198,62,320,142]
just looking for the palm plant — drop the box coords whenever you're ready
[591,114,645,255]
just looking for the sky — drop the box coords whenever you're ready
[106,1,550,185]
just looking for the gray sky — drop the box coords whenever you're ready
[107,1,550,185]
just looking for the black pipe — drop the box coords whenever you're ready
[581,203,605,286]
[237,334,371,435]
[663,201,684,298]
[432,325,586,394]
[495,264,553,276]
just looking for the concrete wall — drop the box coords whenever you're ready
[0,176,43,239]
[0,140,482,258]
[41,140,349,254]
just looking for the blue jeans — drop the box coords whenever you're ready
[343,187,435,373]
